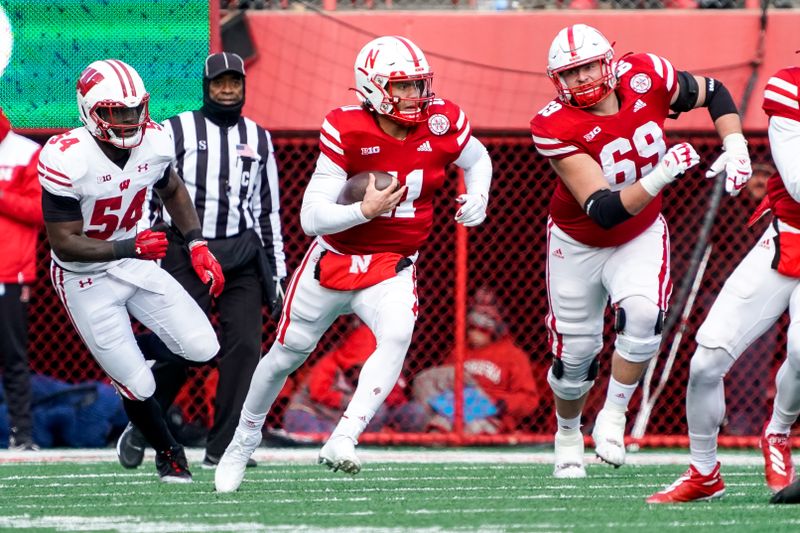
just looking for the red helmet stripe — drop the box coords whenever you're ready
[103,60,129,98]
[392,36,421,67]
[109,59,138,97]
[567,26,578,59]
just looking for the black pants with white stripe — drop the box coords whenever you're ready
[0,283,34,442]
[147,240,264,459]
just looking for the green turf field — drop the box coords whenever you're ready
[1,449,799,532]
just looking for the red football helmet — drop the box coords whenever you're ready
[353,36,435,125]
[547,24,616,108]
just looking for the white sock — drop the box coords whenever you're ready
[238,407,266,434]
[768,360,800,435]
[604,377,638,412]
[556,414,582,435]
[331,414,367,444]
[689,430,719,475]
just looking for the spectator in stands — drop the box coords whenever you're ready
[117,52,287,471]
[411,288,541,434]
[0,107,42,451]
[283,318,426,434]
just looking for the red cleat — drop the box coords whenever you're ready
[646,463,725,503]
[761,426,797,493]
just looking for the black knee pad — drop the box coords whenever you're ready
[586,357,600,381]
[551,356,564,379]
[614,304,626,333]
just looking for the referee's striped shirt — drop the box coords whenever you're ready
[156,110,286,278]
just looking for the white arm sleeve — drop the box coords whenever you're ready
[300,153,369,236]
[454,136,492,198]
[769,116,800,203]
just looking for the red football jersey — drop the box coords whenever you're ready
[762,67,800,228]
[318,99,471,256]
[530,53,679,247]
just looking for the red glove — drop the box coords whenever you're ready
[134,229,168,260]
[189,240,225,297]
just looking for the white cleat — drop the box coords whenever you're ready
[592,409,627,468]
[214,427,262,493]
[553,430,586,479]
[318,435,362,475]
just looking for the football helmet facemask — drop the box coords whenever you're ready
[547,24,616,109]
[353,36,434,125]
[77,59,150,149]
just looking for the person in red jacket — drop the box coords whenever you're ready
[412,288,541,434]
[283,319,426,434]
[0,108,43,450]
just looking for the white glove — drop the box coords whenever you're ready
[454,193,488,227]
[706,133,752,196]
[639,142,700,196]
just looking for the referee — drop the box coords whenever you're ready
[118,52,286,469]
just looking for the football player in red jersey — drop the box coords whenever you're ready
[215,35,493,492]
[530,24,752,479]
[650,67,800,503]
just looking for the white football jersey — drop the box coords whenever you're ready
[38,123,175,273]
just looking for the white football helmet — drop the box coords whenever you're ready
[353,36,434,125]
[76,59,150,149]
[547,24,616,108]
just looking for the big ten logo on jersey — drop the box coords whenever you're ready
[600,120,666,186]
[85,187,147,240]
[538,101,563,118]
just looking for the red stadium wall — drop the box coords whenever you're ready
[241,10,800,132]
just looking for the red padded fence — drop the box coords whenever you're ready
[26,132,784,447]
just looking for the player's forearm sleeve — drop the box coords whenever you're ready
[456,136,492,198]
[769,116,800,203]
[300,154,369,236]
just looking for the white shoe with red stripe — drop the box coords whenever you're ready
[761,426,797,493]
[646,462,725,503]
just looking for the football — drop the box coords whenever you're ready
[337,171,396,205]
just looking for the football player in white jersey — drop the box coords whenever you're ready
[530,24,752,479]
[649,67,800,503]
[38,59,225,483]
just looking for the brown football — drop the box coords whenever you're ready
[336,171,396,205]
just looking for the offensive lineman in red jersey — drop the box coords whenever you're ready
[649,68,800,503]
[215,35,493,492]
[530,24,752,478]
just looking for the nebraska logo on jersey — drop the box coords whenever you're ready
[427,113,450,136]
[630,73,652,94]
[361,146,380,155]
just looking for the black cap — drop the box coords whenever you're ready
[204,52,245,79]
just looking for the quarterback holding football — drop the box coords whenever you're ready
[215,35,493,492]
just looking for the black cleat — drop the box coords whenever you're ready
[156,446,192,483]
[116,423,146,469]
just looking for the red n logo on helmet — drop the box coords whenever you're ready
[364,49,380,69]
[77,68,105,96]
